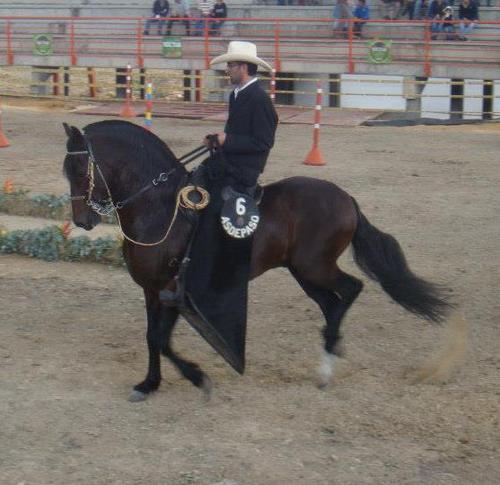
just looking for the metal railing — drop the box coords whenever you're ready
[0,16,499,77]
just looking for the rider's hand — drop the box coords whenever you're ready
[217,132,226,146]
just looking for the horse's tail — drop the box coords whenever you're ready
[350,198,452,322]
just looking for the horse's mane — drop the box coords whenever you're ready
[83,120,178,182]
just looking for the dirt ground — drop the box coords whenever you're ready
[0,102,499,485]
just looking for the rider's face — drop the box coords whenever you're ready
[226,62,244,85]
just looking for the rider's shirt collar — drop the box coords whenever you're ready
[234,77,258,99]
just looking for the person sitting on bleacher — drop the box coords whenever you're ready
[211,0,227,36]
[353,0,370,38]
[430,5,458,40]
[143,0,170,36]
[192,0,214,35]
[166,0,191,36]
[458,0,478,40]
[333,0,353,38]
[427,0,447,21]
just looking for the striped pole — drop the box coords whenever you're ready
[270,68,276,104]
[304,82,326,166]
[120,64,136,118]
[144,81,153,131]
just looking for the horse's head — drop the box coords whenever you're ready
[62,123,102,230]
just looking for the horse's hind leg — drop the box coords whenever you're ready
[289,266,363,388]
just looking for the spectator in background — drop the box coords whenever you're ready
[458,0,478,39]
[211,0,227,36]
[143,0,170,36]
[333,0,352,38]
[353,0,370,38]
[430,5,457,39]
[166,0,191,36]
[412,0,430,19]
[192,0,214,35]
[381,0,403,20]
[428,0,447,21]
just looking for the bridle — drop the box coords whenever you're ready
[67,135,210,216]
[66,134,211,246]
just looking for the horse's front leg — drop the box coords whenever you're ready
[160,311,213,400]
[129,288,171,402]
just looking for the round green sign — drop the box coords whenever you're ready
[33,34,53,56]
[368,40,392,64]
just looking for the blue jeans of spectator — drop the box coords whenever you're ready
[459,21,475,36]
[431,22,455,37]
[144,17,167,35]
[210,20,225,35]
[166,18,191,36]
[413,0,422,19]
[333,20,349,37]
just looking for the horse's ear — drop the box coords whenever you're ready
[63,122,72,138]
[63,123,84,142]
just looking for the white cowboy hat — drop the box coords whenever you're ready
[210,41,272,71]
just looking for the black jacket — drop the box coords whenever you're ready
[152,0,169,17]
[222,80,278,186]
[212,3,227,18]
[459,2,478,21]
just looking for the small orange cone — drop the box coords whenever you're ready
[3,179,14,194]
[0,130,10,148]
[304,146,326,166]
[120,65,136,118]
[303,83,326,166]
[120,101,136,118]
[0,100,10,148]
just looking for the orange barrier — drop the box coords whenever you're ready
[120,64,136,118]
[304,83,325,167]
[0,99,10,148]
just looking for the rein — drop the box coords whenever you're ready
[67,137,210,247]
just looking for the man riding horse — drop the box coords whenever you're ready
[202,40,278,194]
[161,41,278,372]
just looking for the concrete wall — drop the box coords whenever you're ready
[463,79,483,120]
[294,73,330,107]
[340,74,406,111]
[421,77,450,119]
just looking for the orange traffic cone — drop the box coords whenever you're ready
[120,64,136,118]
[304,83,326,166]
[120,101,136,118]
[304,145,326,166]
[0,100,10,148]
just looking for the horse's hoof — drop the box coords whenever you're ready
[317,380,330,390]
[128,390,148,402]
[317,350,335,389]
[201,375,213,401]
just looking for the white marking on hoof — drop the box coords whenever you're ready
[128,390,147,402]
[201,375,213,402]
[317,351,335,389]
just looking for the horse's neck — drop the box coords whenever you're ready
[106,162,183,237]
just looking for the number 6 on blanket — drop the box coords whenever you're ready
[220,194,260,239]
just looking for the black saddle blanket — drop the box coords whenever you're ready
[184,177,253,374]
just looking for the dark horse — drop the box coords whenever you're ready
[63,120,451,401]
